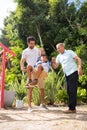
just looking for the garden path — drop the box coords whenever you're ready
[0,105,87,130]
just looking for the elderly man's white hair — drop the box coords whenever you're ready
[56,43,65,48]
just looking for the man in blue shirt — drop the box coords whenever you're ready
[52,43,83,113]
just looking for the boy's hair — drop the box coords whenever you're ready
[41,54,47,56]
[41,54,48,59]
[27,36,36,43]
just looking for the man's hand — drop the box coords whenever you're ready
[20,58,27,72]
[78,66,83,76]
[51,57,58,69]
[51,57,56,63]
[21,66,27,72]
[74,56,83,76]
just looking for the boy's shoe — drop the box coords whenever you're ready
[25,79,32,86]
[40,104,48,110]
[29,79,38,85]
[64,109,76,114]
[27,107,33,113]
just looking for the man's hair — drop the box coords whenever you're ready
[27,36,35,43]
[56,43,65,48]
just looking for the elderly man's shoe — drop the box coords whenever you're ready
[64,109,76,113]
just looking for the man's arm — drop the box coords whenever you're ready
[74,55,83,76]
[20,58,27,72]
[51,57,59,69]
[39,48,46,55]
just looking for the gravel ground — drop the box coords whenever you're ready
[0,105,87,130]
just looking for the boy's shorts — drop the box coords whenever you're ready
[31,69,48,89]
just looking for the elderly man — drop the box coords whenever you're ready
[52,43,82,113]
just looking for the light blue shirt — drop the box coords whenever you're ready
[56,50,78,76]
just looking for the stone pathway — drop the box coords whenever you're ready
[0,105,87,130]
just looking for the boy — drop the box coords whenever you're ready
[29,54,50,86]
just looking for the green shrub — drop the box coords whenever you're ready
[32,87,40,105]
[54,88,68,104]
[44,69,65,105]
[77,87,87,103]
[5,74,27,100]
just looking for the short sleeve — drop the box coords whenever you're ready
[70,50,77,58]
[56,55,60,64]
[21,50,26,59]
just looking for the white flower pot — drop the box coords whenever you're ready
[16,99,23,108]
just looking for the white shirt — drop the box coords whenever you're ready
[22,47,40,67]
[56,50,77,76]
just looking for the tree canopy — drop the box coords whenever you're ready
[0,0,87,89]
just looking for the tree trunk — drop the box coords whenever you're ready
[36,24,43,47]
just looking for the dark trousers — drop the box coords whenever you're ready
[65,71,78,110]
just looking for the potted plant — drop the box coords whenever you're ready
[5,74,27,108]
[13,76,27,108]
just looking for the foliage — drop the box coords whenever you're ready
[5,45,23,84]
[55,88,68,104]
[32,87,41,105]
[77,87,87,103]
[75,44,87,90]
[5,74,27,100]
[44,69,65,105]
[0,0,87,104]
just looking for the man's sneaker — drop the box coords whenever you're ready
[27,107,33,113]
[64,109,76,114]
[29,79,38,85]
[40,104,48,110]
[25,79,32,87]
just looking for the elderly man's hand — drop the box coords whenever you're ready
[21,67,27,72]
[78,67,83,76]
